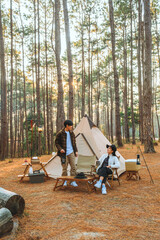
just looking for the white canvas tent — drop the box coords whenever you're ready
[44,115,126,178]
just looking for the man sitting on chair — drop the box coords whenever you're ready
[94,144,120,195]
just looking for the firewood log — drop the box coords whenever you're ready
[0,187,25,215]
[0,207,13,236]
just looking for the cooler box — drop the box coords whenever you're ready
[29,170,45,183]
[125,159,141,172]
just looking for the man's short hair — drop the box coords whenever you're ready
[64,120,73,127]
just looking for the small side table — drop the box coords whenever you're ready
[18,162,49,182]
[126,171,141,181]
[125,159,141,181]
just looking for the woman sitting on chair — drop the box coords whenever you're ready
[94,144,120,195]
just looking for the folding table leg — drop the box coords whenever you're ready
[53,179,59,191]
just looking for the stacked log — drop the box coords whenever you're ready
[0,187,25,215]
[0,207,13,236]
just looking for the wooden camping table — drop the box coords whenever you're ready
[126,171,141,181]
[18,162,49,182]
[53,176,96,193]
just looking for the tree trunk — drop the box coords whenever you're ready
[34,0,37,156]
[0,187,25,215]
[10,0,13,158]
[14,51,18,157]
[130,0,135,144]
[123,20,130,143]
[155,10,160,141]
[63,0,73,121]
[81,16,85,118]
[138,0,143,143]
[37,0,41,155]
[0,208,13,237]
[155,92,160,141]
[110,80,113,143]
[90,46,93,120]
[108,0,123,146]
[45,2,50,154]
[143,0,155,153]
[96,43,100,127]
[50,75,54,152]
[42,69,46,154]
[0,3,7,160]
[55,0,65,132]
[19,3,29,156]
[106,76,110,139]
[88,14,91,118]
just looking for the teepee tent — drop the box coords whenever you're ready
[44,115,126,178]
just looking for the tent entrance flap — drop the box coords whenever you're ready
[77,155,96,173]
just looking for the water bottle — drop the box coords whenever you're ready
[29,166,33,174]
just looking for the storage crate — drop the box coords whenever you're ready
[31,156,40,164]
[125,159,141,172]
[28,171,45,183]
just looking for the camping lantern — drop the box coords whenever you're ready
[136,154,140,165]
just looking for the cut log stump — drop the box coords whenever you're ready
[0,187,25,215]
[0,207,13,237]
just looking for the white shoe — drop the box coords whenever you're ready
[94,180,102,189]
[70,181,78,187]
[102,186,107,195]
[63,180,67,186]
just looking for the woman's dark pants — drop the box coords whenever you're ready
[97,167,113,184]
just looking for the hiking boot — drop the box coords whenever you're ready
[94,180,102,189]
[70,181,78,187]
[102,185,107,195]
[63,180,67,186]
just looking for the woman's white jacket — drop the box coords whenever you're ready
[96,154,120,173]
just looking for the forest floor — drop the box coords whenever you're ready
[0,143,160,240]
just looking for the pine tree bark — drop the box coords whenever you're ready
[14,52,18,157]
[19,3,29,156]
[63,0,73,121]
[130,0,135,144]
[10,0,13,157]
[110,80,113,143]
[55,0,65,132]
[138,0,143,143]
[108,0,123,146]
[96,36,100,127]
[88,14,91,118]
[123,20,130,143]
[34,0,37,155]
[81,13,85,118]
[42,71,46,154]
[45,2,50,154]
[155,10,160,141]
[37,0,41,155]
[143,0,155,153]
[0,4,7,160]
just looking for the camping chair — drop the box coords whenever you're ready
[90,160,120,189]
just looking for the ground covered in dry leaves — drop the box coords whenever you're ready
[0,144,160,240]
